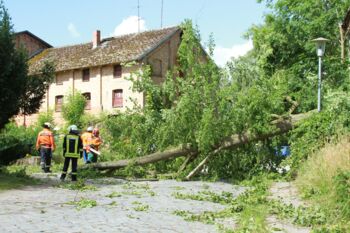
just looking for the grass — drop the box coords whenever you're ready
[56,179,98,191]
[295,135,350,231]
[0,165,40,191]
[0,172,38,191]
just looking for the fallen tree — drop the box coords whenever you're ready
[85,146,197,170]
[87,110,315,172]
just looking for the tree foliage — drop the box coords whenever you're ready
[20,62,55,116]
[101,20,288,178]
[249,0,350,111]
[102,0,350,179]
[0,1,54,129]
[61,90,86,128]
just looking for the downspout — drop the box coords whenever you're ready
[100,66,103,111]
[140,60,147,108]
[168,40,171,70]
[72,70,75,95]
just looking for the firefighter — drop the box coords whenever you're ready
[86,128,102,163]
[60,125,83,182]
[81,126,93,163]
[36,122,55,173]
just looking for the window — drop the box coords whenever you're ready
[55,95,63,112]
[82,92,91,110]
[113,65,122,78]
[112,89,123,108]
[55,75,62,85]
[82,68,90,82]
[151,59,162,77]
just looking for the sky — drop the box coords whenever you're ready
[4,0,267,66]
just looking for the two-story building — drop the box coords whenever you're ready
[23,26,182,125]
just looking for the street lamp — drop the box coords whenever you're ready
[312,37,329,112]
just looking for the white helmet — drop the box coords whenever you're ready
[43,122,51,129]
[87,126,93,132]
[68,125,78,132]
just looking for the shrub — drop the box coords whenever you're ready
[0,122,35,165]
[333,170,350,219]
[61,90,86,128]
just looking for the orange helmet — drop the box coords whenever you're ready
[92,128,99,136]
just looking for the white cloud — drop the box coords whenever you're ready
[67,23,80,38]
[213,40,253,67]
[113,16,147,36]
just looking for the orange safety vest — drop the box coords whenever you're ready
[91,136,102,151]
[36,129,55,150]
[81,132,92,148]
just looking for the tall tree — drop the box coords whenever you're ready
[248,0,350,111]
[0,1,54,129]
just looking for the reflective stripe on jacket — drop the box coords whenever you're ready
[63,134,83,158]
[36,129,55,150]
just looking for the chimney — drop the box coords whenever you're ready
[93,30,101,48]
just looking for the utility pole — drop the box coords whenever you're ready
[137,0,140,33]
[161,0,164,28]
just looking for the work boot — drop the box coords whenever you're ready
[60,174,66,181]
[44,167,52,173]
[40,162,45,172]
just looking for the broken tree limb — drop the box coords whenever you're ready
[185,110,316,180]
[88,110,316,171]
[87,145,195,170]
[177,152,199,174]
[285,96,299,114]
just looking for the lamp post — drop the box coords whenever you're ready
[312,37,329,112]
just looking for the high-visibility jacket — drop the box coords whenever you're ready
[36,129,55,150]
[63,134,83,158]
[90,136,102,151]
[81,132,92,148]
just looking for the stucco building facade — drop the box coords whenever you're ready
[21,27,182,125]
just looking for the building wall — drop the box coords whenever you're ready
[15,33,49,57]
[20,31,182,126]
[146,30,182,84]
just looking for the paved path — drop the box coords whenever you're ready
[268,182,311,233]
[0,175,245,233]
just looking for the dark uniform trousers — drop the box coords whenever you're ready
[60,133,82,181]
[40,147,52,172]
[61,157,78,181]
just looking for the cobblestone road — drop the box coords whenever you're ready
[0,175,245,233]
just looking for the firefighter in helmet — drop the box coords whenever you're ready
[81,126,93,163]
[60,125,83,181]
[86,128,102,163]
[36,122,55,173]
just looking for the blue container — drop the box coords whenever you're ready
[275,146,290,157]
[280,146,290,157]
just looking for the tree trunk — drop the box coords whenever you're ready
[89,110,315,171]
[185,110,315,180]
[87,145,195,170]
